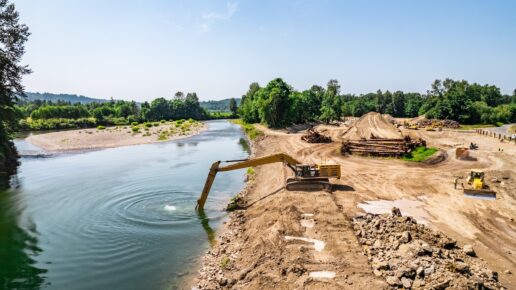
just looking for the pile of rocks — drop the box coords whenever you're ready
[352,208,504,289]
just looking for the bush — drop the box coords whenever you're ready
[403,147,438,162]
[132,126,140,133]
[97,125,106,130]
[131,122,139,126]
[144,122,153,128]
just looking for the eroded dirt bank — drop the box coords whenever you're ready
[195,121,515,289]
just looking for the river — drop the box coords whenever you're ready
[0,120,249,290]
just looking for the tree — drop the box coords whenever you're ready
[319,79,342,123]
[0,0,30,187]
[229,98,237,116]
[257,78,291,128]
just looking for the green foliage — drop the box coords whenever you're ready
[19,118,97,130]
[131,126,140,133]
[131,122,139,126]
[246,167,255,175]
[219,255,230,268]
[403,147,438,162]
[231,119,262,140]
[238,78,515,128]
[158,131,168,140]
[0,0,31,186]
[97,125,106,130]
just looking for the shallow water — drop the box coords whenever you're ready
[0,120,249,290]
[357,198,430,224]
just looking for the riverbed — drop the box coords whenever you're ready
[0,120,249,290]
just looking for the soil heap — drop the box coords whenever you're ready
[342,112,403,140]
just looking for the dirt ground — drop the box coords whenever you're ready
[194,121,515,289]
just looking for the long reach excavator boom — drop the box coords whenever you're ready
[196,153,340,210]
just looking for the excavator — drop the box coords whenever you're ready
[196,153,341,210]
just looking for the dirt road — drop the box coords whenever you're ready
[195,122,515,289]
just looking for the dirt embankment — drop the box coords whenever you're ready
[195,119,515,289]
[26,121,205,151]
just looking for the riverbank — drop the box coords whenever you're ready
[26,120,206,151]
[194,121,515,289]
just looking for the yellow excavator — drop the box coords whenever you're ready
[196,153,341,210]
[455,170,496,197]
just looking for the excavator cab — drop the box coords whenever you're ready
[295,165,319,178]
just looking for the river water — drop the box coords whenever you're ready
[0,120,249,290]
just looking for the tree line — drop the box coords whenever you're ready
[16,92,240,130]
[239,78,516,128]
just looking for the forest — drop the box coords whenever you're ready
[16,93,239,130]
[239,78,516,128]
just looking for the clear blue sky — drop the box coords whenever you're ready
[15,0,516,101]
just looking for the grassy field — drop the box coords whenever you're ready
[403,146,438,162]
[458,124,496,130]
[230,119,263,140]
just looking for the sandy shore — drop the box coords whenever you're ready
[193,120,515,289]
[26,121,206,151]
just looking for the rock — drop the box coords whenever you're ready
[417,242,433,256]
[400,231,411,243]
[504,269,512,275]
[373,260,390,271]
[373,269,383,277]
[463,244,476,257]
[453,261,470,274]
[424,265,435,276]
[373,239,382,248]
[416,266,424,277]
[401,277,413,288]
[391,207,402,217]
[386,276,401,286]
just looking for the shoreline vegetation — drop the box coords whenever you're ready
[26,119,205,151]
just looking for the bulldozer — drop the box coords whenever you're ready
[455,170,496,197]
[196,153,341,210]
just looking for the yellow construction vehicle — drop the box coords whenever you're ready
[455,170,496,197]
[196,153,341,210]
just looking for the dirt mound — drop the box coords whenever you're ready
[352,208,503,289]
[342,112,403,140]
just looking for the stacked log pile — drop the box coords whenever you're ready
[416,119,460,129]
[301,128,332,143]
[341,136,426,157]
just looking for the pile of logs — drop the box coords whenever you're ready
[301,128,332,143]
[341,136,426,157]
[417,119,460,129]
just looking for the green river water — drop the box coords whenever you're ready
[0,120,249,290]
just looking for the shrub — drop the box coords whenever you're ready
[131,122,139,126]
[144,122,153,128]
[132,126,140,132]
[97,125,106,130]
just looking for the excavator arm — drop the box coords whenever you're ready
[196,153,301,210]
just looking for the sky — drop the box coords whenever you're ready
[15,0,516,101]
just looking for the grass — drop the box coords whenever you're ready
[246,167,255,175]
[231,119,263,140]
[510,125,516,134]
[403,146,438,162]
[458,124,496,130]
[219,255,230,269]
[158,131,168,140]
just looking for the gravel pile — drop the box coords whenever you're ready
[352,208,504,289]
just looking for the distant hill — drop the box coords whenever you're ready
[200,98,240,112]
[23,92,107,104]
